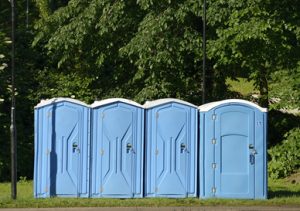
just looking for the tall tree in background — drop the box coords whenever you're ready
[33,0,146,103]
[0,31,11,181]
[120,0,204,103]
[0,0,42,181]
[34,0,300,107]
[33,0,208,104]
[0,0,298,181]
[0,1,13,181]
[206,0,300,108]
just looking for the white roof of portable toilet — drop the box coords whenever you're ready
[91,98,143,108]
[198,99,267,112]
[35,97,89,108]
[143,98,198,109]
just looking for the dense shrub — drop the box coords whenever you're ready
[268,127,300,179]
[268,110,300,147]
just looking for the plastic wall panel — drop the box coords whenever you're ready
[199,110,215,199]
[90,102,144,198]
[34,100,90,198]
[145,102,198,198]
[199,100,267,199]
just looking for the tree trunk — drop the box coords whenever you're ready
[258,67,269,108]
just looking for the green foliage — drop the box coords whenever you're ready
[0,30,11,182]
[268,110,300,147]
[35,0,51,18]
[0,0,299,182]
[33,0,148,103]
[226,77,258,97]
[207,0,300,107]
[30,70,95,103]
[268,128,300,179]
[269,65,300,110]
[121,0,203,103]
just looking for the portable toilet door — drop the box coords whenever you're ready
[144,99,198,198]
[90,98,144,198]
[34,98,90,198]
[199,99,267,199]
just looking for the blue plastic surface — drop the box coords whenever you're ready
[199,100,267,199]
[90,100,144,198]
[145,100,198,198]
[34,99,90,198]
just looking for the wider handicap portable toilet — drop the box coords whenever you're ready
[199,99,267,199]
[34,98,90,198]
[144,99,198,198]
[90,98,144,198]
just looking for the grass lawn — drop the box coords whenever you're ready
[226,77,259,97]
[0,177,300,208]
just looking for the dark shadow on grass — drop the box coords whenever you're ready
[268,189,300,198]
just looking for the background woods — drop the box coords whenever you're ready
[0,0,299,181]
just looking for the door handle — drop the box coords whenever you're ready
[126,143,132,153]
[180,143,186,153]
[251,149,257,155]
[72,142,79,153]
[249,144,257,155]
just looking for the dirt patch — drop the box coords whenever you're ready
[285,171,300,184]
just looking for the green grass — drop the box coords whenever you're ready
[0,178,300,208]
[226,77,259,97]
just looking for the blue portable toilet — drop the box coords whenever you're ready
[144,99,198,198]
[34,98,90,198]
[199,99,267,199]
[90,98,144,198]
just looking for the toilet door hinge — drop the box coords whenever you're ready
[212,163,217,169]
[156,112,159,119]
[212,139,216,144]
[155,149,159,155]
[100,149,104,156]
[212,187,216,194]
[212,114,216,120]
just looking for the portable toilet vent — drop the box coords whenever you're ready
[34,98,90,198]
[144,98,198,198]
[199,99,267,199]
[90,98,144,198]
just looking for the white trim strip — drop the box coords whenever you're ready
[143,98,198,109]
[35,98,89,108]
[198,99,267,112]
[91,98,143,108]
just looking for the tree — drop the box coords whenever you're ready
[0,0,44,181]
[33,0,208,104]
[206,0,300,107]
[120,0,204,103]
[0,30,11,181]
[0,0,296,181]
[33,0,145,103]
[269,66,300,110]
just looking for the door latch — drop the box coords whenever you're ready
[180,143,186,153]
[126,143,132,153]
[72,142,79,153]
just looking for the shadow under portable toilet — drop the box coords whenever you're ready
[198,99,267,199]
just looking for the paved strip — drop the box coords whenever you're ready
[1,207,300,211]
